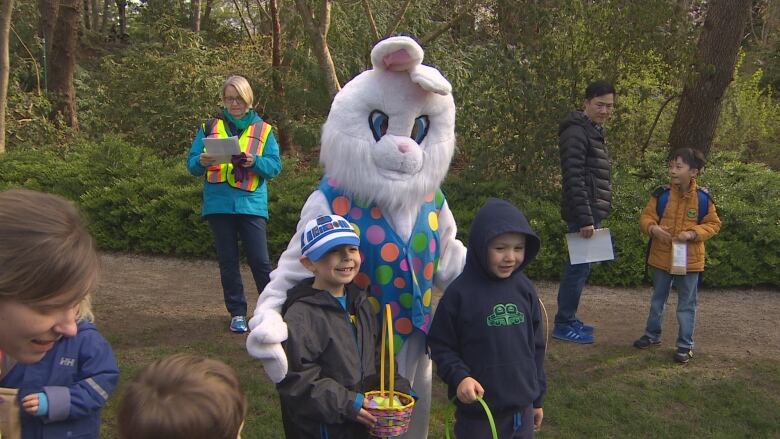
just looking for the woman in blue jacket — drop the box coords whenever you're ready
[187,75,283,333]
[1,296,119,439]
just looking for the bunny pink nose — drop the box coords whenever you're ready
[398,143,411,153]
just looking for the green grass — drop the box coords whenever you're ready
[97,332,780,439]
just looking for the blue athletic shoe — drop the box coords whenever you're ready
[571,319,595,335]
[229,316,248,333]
[552,324,594,344]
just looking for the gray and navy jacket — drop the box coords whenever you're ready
[559,109,612,227]
[428,198,547,417]
[277,279,410,439]
[0,320,119,439]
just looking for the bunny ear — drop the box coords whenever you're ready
[371,36,424,72]
[410,64,452,96]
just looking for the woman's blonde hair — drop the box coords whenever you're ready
[0,189,98,306]
[221,75,254,108]
[118,354,247,439]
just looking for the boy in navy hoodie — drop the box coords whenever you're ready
[429,198,546,438]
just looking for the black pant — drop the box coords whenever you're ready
[455,405,535,439]
[207,214,272,317]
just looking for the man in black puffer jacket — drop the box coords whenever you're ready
[553,80,615,344]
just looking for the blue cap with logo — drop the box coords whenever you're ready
[301,215,360,261]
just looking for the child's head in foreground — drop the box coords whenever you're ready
[669,147,706,186]
[299,215,361,293]
[118,354,247,439]
[0,188,98,363]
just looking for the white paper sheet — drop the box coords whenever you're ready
[203,136,241,164]
[565,228,615,265]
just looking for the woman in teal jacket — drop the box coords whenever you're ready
[187,75,282,333]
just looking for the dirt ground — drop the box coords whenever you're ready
[95,253,780,363]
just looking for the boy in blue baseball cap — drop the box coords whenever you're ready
[276,214,410,438]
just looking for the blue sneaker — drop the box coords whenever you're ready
[229,316,248,333]
[552,324,594,344]
[571,319,595,335]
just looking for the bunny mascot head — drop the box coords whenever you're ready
[247,36,465,438]
[320,36,455,213]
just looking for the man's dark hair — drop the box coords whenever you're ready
[585,80,616,100]
[670,147,706,171]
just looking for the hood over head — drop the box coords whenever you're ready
[466,198,541,279]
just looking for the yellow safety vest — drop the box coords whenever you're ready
[203,118,272,192]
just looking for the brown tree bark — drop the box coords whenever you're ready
[295,0,339,98]
[115,0,126,37]
[268,0,294,153]
[99,0,109,31]
[39,0,60,54]
[90,0,98,30]
[202,0,213,30]
[191,0,200,32]
[668,0,752,157]
[82,0,90,30]
[0,0,14,153]
[48,0,81,129]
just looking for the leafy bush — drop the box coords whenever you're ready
[1,142,778,287]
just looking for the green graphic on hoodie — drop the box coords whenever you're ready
[487,303,525,327]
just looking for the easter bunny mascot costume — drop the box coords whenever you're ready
[247,36,466,438]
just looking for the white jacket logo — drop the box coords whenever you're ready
[59,357,76,367]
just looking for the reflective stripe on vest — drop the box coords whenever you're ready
[204,119,272,192]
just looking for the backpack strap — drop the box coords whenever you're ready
[654,185,711,224]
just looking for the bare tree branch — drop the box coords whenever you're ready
[385,0,412,36]
[231,0,255,42]
[318,0,331,37]
[361,0,380,41]
[420,6,472,45]
[11,24,41,95]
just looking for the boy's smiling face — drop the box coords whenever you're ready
[669,156,699,188]
[301,245,362,295]
[486,232,526,279]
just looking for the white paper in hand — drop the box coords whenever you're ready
[565,228,615,265]
[203,136,240,164]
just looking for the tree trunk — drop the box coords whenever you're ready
[667,0,752,156]
[90,0,98,30]
[39,0,60,54]
[82,0,90,30]
[202,0,213,30]
[99,0,109,31]
[116,0,126,37]
[191,0,200,32]
[48,0,81,129]
[294,0,339,98]
[0,0,14,153]
[268,0,294,153]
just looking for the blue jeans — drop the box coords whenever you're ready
[207,214,272,317]
[644,268,700,349]
[554,222,594,326]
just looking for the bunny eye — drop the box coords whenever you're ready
[410,115,429,143]
[369,110,389,141]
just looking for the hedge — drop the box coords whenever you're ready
[1,141,778,287]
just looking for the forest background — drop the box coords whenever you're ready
[1,0,779,288]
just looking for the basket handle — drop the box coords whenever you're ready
[444,396,497,439]
[379,304,397,407]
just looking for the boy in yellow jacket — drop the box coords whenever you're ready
[633,148,721,363]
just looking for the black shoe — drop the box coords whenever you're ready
[673,347,693,364]
[633,335,661,349]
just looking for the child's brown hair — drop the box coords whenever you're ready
[118,354,247,439]
[0,189,98,305]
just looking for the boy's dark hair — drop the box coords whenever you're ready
[670,147,706,171]
[117,354,247,439]
[585,80,616,100]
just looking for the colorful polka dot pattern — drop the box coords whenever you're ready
[319,177,445,352]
